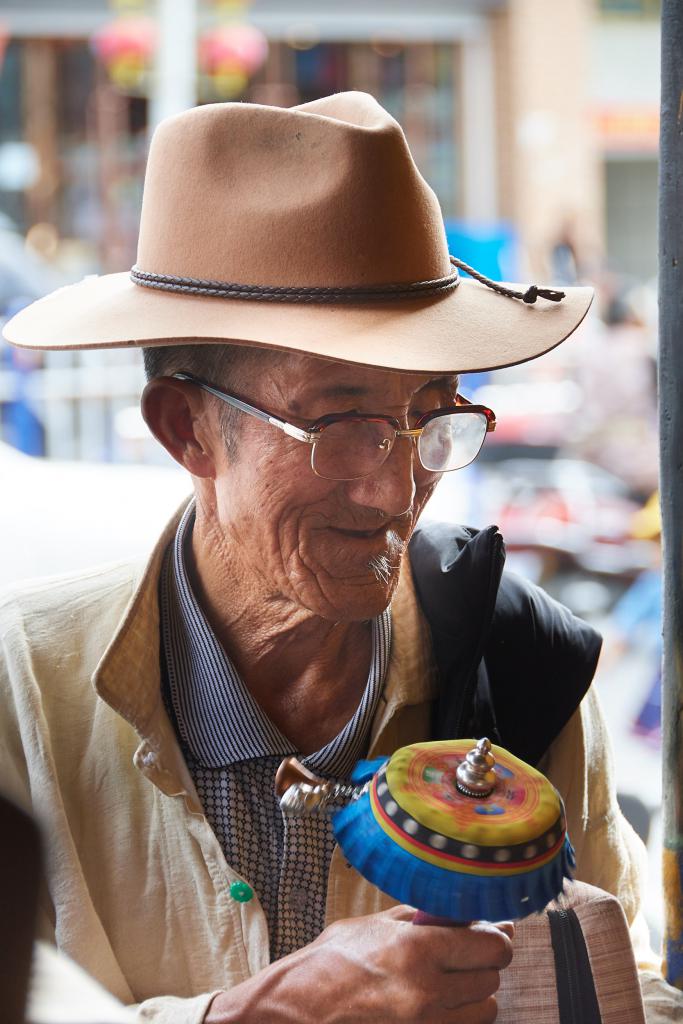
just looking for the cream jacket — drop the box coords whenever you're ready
[0,507,678,1023]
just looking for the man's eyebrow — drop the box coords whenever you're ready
[289,384,372,413]
[318,376,460,400]
[317,384,372,399]
[290,376,460,414]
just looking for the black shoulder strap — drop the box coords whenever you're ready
[548,909,602,1024]
[409,522,602,766]
[409,522,505,741]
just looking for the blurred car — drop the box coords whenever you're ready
[0,442,191,588]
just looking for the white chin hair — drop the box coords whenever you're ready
[367,529,404,584]
[367,554,397,585]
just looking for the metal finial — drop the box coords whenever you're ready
[455,738,497,798]
[275,756,368,816]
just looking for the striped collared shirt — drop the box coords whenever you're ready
[159,500,391,960]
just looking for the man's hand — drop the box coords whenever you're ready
[205,905,514,1024]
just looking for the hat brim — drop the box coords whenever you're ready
[2,271,593,374]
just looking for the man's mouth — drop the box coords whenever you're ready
[331,526,389,539]
[323,524,407,583]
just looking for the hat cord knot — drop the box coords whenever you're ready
[450,257,566,305]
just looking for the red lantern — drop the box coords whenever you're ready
[199,23,268,97]
[91,15,156,91]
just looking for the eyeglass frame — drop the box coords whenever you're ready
[170,370,496,478]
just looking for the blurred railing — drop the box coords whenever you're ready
[0,348,156,463]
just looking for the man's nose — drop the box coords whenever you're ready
[345,435,417,517]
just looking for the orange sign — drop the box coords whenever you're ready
[593,106,660,153]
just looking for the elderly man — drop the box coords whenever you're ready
[1,93,676,1023]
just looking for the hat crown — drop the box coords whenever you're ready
[136,92,451,289]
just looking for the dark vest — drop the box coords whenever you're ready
[408,521,602,767]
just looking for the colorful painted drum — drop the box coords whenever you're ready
[333,739,575,922]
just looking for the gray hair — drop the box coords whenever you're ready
[141,342,273,455]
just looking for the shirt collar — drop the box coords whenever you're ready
[160,499,391,776]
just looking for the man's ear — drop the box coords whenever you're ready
[141,377,217,478]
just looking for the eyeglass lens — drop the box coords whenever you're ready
[311,412,488,481]
[418,411,488,473]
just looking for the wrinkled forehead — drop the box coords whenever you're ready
[257,347,459,411]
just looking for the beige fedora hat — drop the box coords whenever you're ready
[3,91,592,373]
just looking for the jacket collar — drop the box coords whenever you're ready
[92,500,189,735]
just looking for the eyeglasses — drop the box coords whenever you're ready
[172,371,496,481]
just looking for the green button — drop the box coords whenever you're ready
[230,881,254,903]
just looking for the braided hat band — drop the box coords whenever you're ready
[130,256,565,306]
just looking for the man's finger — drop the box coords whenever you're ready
[425,921,513,972]
[440,967,501,1007]
[448,995,499,1024]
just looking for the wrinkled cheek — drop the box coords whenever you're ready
[260,509,330,591]
[287,525,344,582]
[214,471,298,560]
[287,526,333,579]
[254,504,305,578]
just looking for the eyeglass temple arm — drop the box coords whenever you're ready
[456,392,497,432]
[171,372,315,443]
[454,391,497,432]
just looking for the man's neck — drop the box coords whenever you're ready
[187,509,374,754]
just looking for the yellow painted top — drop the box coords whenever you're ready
[385,739,563,848]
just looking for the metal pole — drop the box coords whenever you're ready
[149,0,197,133]
[659,0,683,992]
